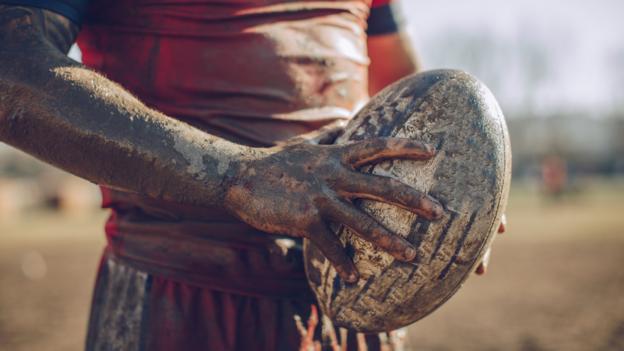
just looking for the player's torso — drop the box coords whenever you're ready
[77,0,373,145]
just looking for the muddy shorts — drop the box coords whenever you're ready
[85,189,397,351]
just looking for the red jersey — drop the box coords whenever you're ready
[77,0,377,146]
[1,0,405,349]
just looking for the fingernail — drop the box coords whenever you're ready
[347,272,358,283]
[404,247,417,260]
[431,202,444,219]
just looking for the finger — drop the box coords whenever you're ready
[498,214,507,234]
[322,199,417,262]
[475,248,491,275]
[475,262,486,275]
[335,170,444,220]
[309,222,359,283]
[341,138,435,168]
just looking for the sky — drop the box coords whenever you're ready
[401,0,624,116]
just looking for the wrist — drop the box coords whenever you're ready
[219,145,270,212]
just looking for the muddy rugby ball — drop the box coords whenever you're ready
[303,69,512,332]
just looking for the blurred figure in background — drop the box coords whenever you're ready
[541,154,568,200]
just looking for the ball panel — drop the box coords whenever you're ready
[304,69,511,332]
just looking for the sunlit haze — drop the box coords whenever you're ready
[402,0,624,116]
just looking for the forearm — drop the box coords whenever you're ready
[0,7,250,207]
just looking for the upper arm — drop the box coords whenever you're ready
[366,1,421,95]
[0,4,81,54]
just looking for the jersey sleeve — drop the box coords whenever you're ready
[367,0,404,36]
[0,0,89,25]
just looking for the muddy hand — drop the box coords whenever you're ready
[224,138,444,283]
[475,214,506,275]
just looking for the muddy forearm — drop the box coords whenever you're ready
[0,7,449,281]
[0,16,250,207]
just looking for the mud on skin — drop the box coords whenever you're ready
[0,5,444,281]
[305,70,511,332]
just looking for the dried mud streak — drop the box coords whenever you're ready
[86,258,149,351]
[406,216,430,264]
[438,211,477,280]
[429,211,458,263]
[2,66,246,204]
[304,70,511,332]
[0,7,255,209]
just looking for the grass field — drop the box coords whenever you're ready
[1,179,623,351]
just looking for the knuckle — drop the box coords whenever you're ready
[321,242,344,260]
[369,225,391,244]
[391,236,408,251]
[355,137,382,151]
[361,220,378,236]
[416,193,429,208]
[371,137,390,150]
[386,177,404,190]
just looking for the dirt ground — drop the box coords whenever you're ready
[0,180,623,351]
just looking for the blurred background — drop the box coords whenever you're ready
[1,0,623,350]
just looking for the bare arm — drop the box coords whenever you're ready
[0,6,444,282]
[0,6,248,207]
[367,31,422,95]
